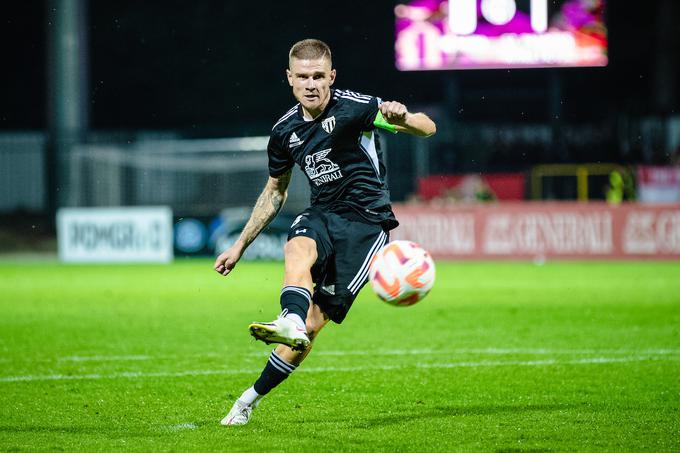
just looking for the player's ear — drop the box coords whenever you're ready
[329,68,336,86]
[286,69,293,87]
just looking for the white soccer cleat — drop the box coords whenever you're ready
[220,400,254,426]
[248,315,310,351]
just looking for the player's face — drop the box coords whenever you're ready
[287,57,336,118]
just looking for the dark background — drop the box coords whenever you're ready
[3,1,677,136]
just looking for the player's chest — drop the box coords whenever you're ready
[284,113,359,162]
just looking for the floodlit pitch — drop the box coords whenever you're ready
[0,260,678,451]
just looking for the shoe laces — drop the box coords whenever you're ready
[235,400,253,416]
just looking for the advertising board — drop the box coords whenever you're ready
[392,203,680,260]
[57,207,173,263]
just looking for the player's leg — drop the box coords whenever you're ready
[275,302,329,365]
[247,236,317,351]
[222,302,329,426]
[222,210,331,426]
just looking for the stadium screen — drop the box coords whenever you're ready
[395,0,608,70]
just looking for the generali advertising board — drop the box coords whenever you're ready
[392,203,680,260]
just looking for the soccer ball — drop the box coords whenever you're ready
[368,240,435,306]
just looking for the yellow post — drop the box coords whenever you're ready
[576,166,589,202]
[531,169,542,200]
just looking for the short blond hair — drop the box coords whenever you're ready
[288,39,332,67]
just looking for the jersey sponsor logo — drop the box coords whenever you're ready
[304,149,344,186]
[289,132,303,148]
[321,116,336,134]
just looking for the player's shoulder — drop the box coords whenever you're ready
[271,104,300,134]
[332,88,378,105]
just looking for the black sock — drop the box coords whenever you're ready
[253,350,298,396]
[280,286,312,322]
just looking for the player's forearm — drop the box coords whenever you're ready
[235,182,288,251]
[399,112,436,137]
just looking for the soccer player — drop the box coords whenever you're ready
[214,39,436,425]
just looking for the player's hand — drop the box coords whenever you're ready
[214,245,243,277]
[380,101,408,125]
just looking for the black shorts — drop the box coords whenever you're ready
[287,206,389,324]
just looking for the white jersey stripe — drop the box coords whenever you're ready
[343,90,372,100]
[336,89,372,100]
[275,106,297,123]
[333,89,372,102]
[272,111,297,129]
[272,105,299,129]
[347,231,388,294]
[339,95,370,104]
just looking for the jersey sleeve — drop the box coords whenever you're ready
[267,134,294,177]
[359,96,381,131]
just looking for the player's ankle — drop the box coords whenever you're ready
[284,313,306,331]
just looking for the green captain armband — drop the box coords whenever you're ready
[373,110,399,134]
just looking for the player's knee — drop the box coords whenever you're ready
[284,237,317,266]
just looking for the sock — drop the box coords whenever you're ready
[237,386,262,407]
[280,286,311,326]
[252,350,298,396]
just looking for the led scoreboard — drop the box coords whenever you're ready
[395,0,607,70]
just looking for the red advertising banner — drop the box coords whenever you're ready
[637,166,680,203]
[392,203,680,260]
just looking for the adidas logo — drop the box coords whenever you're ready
[289,132,303,148]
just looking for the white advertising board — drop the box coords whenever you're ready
[57,207,173,263]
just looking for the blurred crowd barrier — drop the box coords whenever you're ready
[391,203,680,260]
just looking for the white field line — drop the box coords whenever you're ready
[50,348,680,362]
[58,353,224,362]
[1,356,679,383]
[1,348,678,364]
[166,423,197,431]
[312,348,680,357]
[60,355,153,362]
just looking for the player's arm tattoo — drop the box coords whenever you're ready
[236,169,292,250]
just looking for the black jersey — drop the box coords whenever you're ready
[267,89,398,230]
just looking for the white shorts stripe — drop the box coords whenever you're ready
[348,233,387,294]
[347,231,387,294]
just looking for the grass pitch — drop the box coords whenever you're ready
[0,259,679,451]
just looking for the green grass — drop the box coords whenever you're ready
[1,260,679,451]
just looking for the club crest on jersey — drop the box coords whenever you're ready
[304,148,343,186]
[288,132,303,148]
[321,116,336,134]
